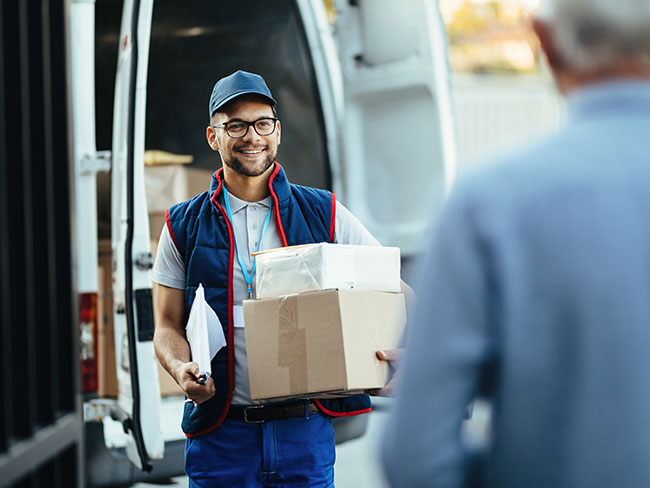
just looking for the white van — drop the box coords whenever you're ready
[72,0,456,484]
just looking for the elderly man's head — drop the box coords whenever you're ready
[533,0,650,92]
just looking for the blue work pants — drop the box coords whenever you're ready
[184,411,335,487]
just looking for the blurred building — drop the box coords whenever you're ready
[439,0,565,173]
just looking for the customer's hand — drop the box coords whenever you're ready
[367,349,403,397]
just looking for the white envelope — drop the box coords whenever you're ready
[185,283,226,380]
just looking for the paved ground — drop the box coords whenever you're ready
[333,401,391,487]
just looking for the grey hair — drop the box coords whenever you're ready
[535,0,650,73]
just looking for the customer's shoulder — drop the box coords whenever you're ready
[464,127,590,194]
[446,135,588,231]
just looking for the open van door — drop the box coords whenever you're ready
[111,0,163,470]
[331,0,457,255]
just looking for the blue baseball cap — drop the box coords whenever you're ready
[209,70,276,118]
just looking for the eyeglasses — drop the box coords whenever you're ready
[212,117,278,138]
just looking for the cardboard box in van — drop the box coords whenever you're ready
[145,162,214,214]
[97,241,118,398]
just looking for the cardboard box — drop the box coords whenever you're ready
[255,243,401,299]
[157,358,183,397]
[146,164,213,250]
[149,211,166,246]
[97,240,118,397]
[243,289,406,401]
[145,164,214,213]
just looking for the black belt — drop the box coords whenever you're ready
[226,400,319,424]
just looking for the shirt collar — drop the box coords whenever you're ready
[224,190,272,214]
[567,79,650,119]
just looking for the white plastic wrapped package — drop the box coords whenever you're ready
[254,243,401,299]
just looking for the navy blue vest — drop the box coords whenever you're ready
[166,163,371,437]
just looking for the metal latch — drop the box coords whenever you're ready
[110,404,133,434]
[79,150,111,175]
[135,252,154,271]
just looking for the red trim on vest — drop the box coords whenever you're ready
[314,399,372,417]
[165,209,180,251]
[329,193,336,243]
[184,170,235,438]
[268,163,288,247]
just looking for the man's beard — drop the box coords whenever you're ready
[222,145,276,177]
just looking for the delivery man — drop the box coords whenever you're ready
[152,70,407,487]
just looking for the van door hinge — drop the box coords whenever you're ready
[135,252,154,271]
[79,150,112,175]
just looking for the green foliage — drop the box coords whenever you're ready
[448,0,488,40]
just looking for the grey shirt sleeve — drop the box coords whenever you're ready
[380,184,496,488]
[334,200,381,246]
[151,224,186,289]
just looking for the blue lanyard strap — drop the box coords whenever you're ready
[222,186,273,299]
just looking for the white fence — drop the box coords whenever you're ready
[452,73,566,175]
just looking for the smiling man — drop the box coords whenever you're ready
[151,70,402,487]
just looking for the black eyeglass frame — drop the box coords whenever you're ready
[212,117,279,138]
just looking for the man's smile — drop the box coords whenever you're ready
[236,146,267,158]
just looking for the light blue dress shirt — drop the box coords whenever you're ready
[382,81,650,488]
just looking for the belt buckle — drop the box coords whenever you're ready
[243,405,265,424]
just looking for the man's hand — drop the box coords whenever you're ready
[176,361,216,404]
[368,348,403,397]
[154,284,216,405]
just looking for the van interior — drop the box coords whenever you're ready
[95,0,332,198]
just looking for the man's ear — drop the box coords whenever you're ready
[206,126,219,152]
[276,120,281,146]
[532,18,564,72]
